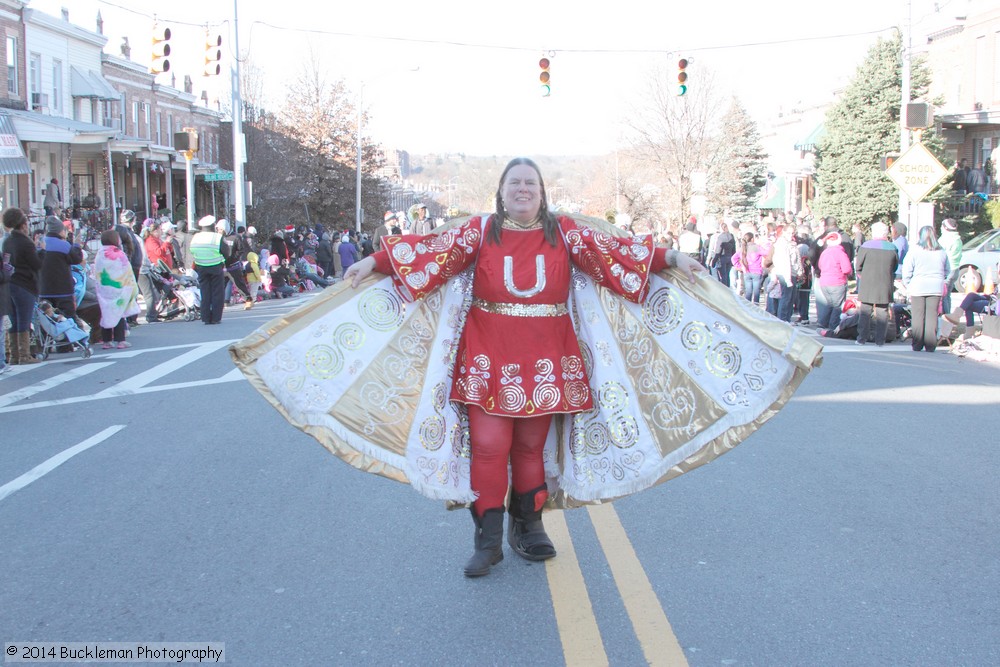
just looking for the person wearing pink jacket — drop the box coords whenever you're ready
[732,232,765,304]
[815,231,853,331]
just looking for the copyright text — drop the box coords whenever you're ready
[4,643,224,663]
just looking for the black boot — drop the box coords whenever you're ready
[463,508,505,578]
[507,485,556,561]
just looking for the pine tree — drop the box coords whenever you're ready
[813,32,932,228]
[709,98,768,223]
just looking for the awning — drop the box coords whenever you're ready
[0,111,31,175]
[794,124,825,152]
[70,66,119,101]
[756,176,786,209]
[5,108,116,145]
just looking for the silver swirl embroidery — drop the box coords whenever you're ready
[503,254,546,298]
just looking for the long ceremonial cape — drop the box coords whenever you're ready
[230,215,822,509]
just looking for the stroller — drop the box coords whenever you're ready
[31,300,93,360]
[150,260,201,321]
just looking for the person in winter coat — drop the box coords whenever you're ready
[902,226,950,353]
[143,220,173,269]
[316,232,335,279]
[815,231,854,331]
[854,222,899,346]
[938,218,963,313]
[269,230,291,265]
[769,224,802,322]
[1,208,41,364]
[38,216,83,320]
[710,224,736,288]
[337,232,360,276]
[732,232,764,304]
[115,210,143,279]
[0,222,11,372]
[244,251,263,309]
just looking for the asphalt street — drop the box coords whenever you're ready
[1,292,997,666]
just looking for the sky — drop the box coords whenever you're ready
[30,0,959,157]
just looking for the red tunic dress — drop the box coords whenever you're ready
[376,215,664,418]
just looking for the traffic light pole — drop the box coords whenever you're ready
[183,149,195,228]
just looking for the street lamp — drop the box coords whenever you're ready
[355,66,419,234]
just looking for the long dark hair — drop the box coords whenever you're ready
[487,157,559,246]
[740,232,753,270]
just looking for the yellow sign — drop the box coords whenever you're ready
[884,142,948,202]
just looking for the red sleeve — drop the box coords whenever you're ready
[562,217,657,303]
[379,218,484,301]
[651,246,668,274]
[372,250,391,274]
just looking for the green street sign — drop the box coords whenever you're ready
[204,170,234,182]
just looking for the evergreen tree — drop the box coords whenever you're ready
[813,32,933,229]
[709,98,768,223]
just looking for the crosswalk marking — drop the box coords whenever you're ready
[0,363,113,408]
[0,425,126,503]
[0,340,245,414]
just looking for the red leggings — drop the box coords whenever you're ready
[468,405,552,516]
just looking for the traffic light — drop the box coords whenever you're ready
[677,58,688,96]
[881,152,900,171]
[151,25,171,75]
[204,32,222,76]
[539,57,551,97]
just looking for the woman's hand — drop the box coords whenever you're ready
[344,256,376,289]
[674,253,705,284]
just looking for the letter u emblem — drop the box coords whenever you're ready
[504,255,546,298]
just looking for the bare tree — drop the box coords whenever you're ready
[622,62,723,229]
[276,50,386,235]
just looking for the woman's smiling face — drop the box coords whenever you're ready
[501,164,543,223]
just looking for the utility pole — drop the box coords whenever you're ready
[231,0,246,228]
[899,0,913,239]
[355,81,363,234]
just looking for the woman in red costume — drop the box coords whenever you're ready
[345,157,703,577]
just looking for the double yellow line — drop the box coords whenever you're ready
[545,505,688,667]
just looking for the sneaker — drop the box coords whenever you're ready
[116,341,131,349]
[102,342,113,350]
[854,340,864,346]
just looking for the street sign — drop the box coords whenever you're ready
[884,142,948,202]
[203,170,233,182]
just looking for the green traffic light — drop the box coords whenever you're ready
[542,84,551,97]
[677,84,687,96]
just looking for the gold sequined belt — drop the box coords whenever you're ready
[472,298,568,317]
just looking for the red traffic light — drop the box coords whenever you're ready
[539,57,551,96]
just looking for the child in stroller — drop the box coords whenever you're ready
[32,299,92,360]
[149,259,201,321]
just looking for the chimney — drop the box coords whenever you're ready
[183,75,193,94]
